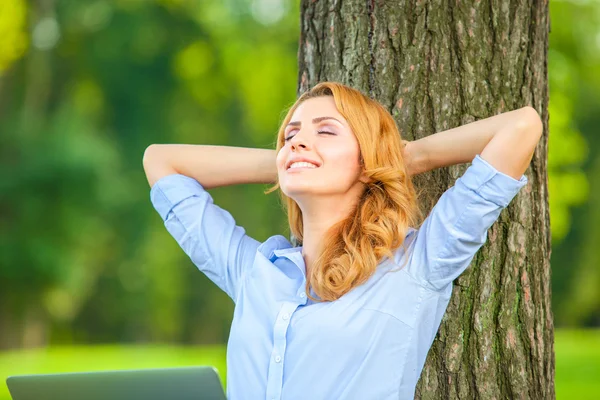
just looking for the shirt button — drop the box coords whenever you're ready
[282,313,289,320]
[299,292,306,299]
[275,355,282,363]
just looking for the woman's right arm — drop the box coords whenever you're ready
[142,144,278,189]
[143,144,278,302]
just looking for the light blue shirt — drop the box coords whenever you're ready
[150,154,528,399]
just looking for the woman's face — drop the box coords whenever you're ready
[276,96,366,201]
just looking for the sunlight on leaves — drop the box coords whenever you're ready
[173,41,214,81]
[0,0,28,73]
[548,52,590,242]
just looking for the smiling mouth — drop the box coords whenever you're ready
[287,161,320,170]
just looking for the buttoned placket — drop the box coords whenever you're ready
[265,251,308,400]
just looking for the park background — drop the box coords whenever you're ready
[0,0,598,398]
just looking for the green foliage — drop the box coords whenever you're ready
[0,0,297,347]
[547,88,589,241]
[0,0,599,352]
[548,0,600,327]
[547,4,591,242]
[0,0,28,72]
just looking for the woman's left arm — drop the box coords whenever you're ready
[400,106,542,291]
[404,106,543,179]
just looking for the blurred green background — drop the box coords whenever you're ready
[0,0,598,398]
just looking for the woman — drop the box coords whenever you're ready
[143,82,542,399]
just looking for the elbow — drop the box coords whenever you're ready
[143,145,159,187]
[517,106,543,139]
[143,144,175,188]
[515,107,543,167]
[143,144,170,172]
[143,144,160,167]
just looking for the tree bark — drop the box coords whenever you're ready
[298,0,553,398]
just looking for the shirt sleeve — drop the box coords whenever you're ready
[404,154,529,291]
[150,174,260,302]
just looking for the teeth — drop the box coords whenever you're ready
[289,161,318,169]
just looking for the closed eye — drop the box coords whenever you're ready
[284,131,336,141]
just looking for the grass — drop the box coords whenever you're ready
[0,329,598,399]
[554,329,600,399]
[0,344,227,400]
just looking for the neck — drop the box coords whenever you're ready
[297,190,362,276]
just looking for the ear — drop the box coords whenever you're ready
[358,154,371,184]
[359,170,371,184]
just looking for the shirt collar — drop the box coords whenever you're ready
[258,235,302,261]
[258,235,306,276]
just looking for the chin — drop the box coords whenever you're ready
[281,186,311,199]
[281,182,321,198]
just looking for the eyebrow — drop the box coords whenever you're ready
[286,116,343,127]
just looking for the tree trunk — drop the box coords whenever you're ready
[298,0,553,398]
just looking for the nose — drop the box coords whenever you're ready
[289,129,311,151]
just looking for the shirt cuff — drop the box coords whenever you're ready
[150,174,208,221]
[459,154,529,208]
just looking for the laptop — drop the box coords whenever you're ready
[6,366,226,400]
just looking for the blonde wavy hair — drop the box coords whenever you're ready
[266,82,422,302]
